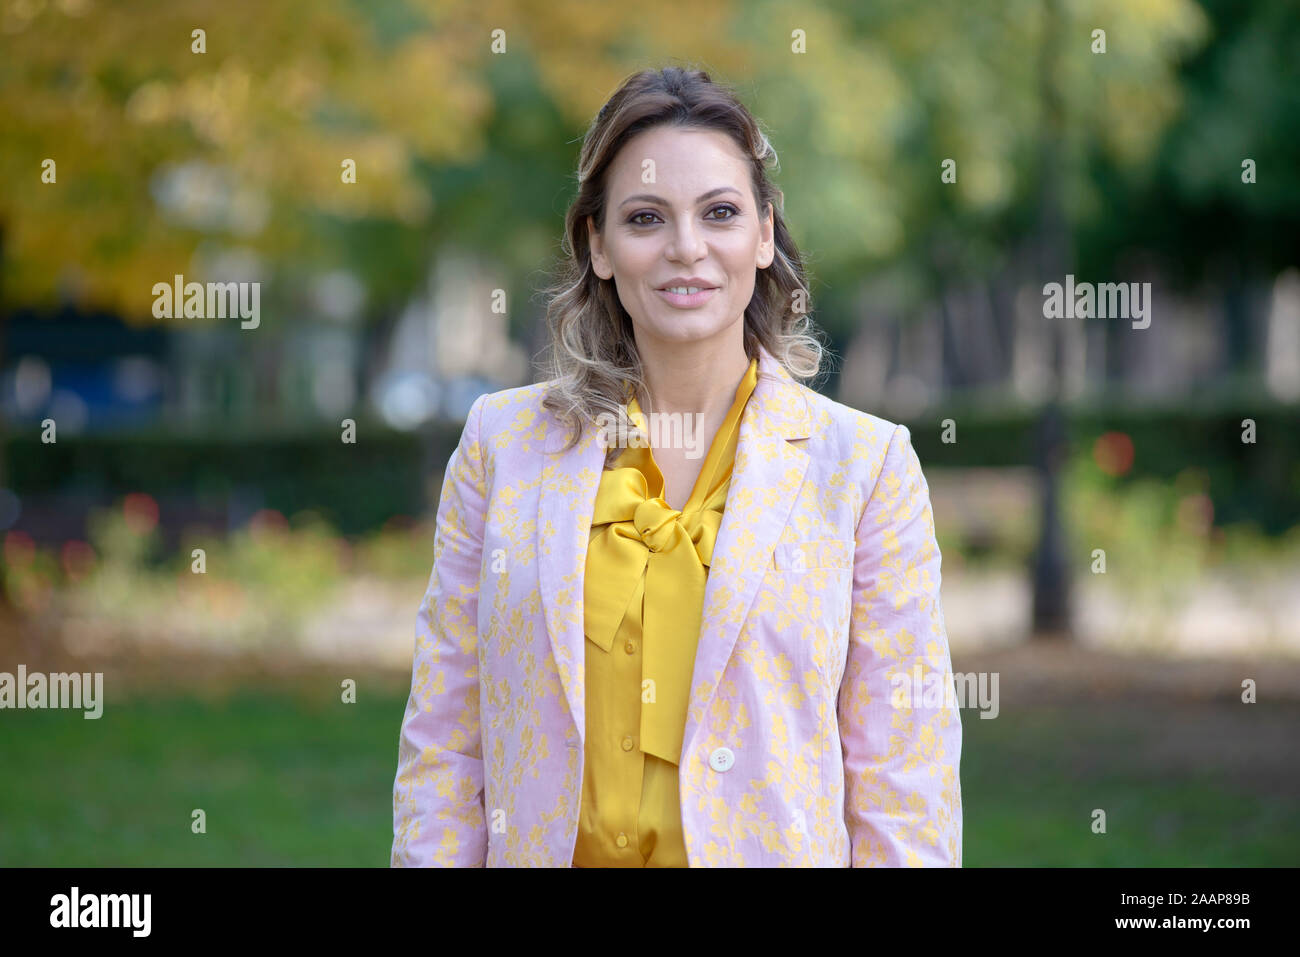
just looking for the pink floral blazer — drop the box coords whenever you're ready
[391,344,962,867]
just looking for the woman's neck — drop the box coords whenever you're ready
[635,336,751,424]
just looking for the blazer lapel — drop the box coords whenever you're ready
[681,346,812,761]
[537,413,604,746]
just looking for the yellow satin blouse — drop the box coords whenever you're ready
[572,357,759,867]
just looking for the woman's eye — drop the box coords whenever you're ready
[629,204,739,226]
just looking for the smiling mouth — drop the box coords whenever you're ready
[656,286,719,308]
[658,284,717,294]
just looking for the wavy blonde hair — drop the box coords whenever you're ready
[538,65,827,460]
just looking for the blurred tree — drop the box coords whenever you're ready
[0,0,501,316]
[0,0,1211,329]
[1077,0,1300,391]
[3,0,1278,620]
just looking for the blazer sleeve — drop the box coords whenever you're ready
[838,423,963,866]
[391,393,490,867]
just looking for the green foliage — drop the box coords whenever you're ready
[2,497,435,648]
[5,420,462,536]
[907,401,1300,535]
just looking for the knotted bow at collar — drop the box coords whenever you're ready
[581,358,756,765]
[582,455,721,764]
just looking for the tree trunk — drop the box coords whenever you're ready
[1030,0,1074,639]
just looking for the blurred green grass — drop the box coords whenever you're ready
[961,702,1300,866]
[0,680,402,866]
[1,683,1296,866]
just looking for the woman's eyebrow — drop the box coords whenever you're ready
[618,186,742,209]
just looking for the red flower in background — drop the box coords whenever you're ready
[123,492,159,535]
[61,540,97,581]
[249,509,289,539]
[4,530,36,567]
[1093,431,1134,477]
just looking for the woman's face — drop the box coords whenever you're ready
[588,125,774,352]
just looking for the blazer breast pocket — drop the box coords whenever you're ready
[770,538,854,572]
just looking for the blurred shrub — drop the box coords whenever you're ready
[1062,448,1300,589]
[351,516,437,581]
[1,497,438,650]
[4,418,464,536]
[908,400,1299,535]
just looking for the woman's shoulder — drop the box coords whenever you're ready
[463,378,568,455]
[785,382,930,516]
[474,379,553,418]
[790,379,904,451]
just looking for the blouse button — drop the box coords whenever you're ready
[624,640,635,655]
[616,832,629,848]
[621,735,635,751]
[709,747,735,772]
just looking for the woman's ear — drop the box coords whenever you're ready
[588,214,611,280]
[757,202,776,269]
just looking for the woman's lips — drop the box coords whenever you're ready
[655,286,718,308]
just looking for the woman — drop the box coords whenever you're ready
[391,66,962,867]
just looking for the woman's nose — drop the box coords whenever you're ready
[668,221,707,260]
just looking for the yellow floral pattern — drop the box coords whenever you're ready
[392,343,962,867]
